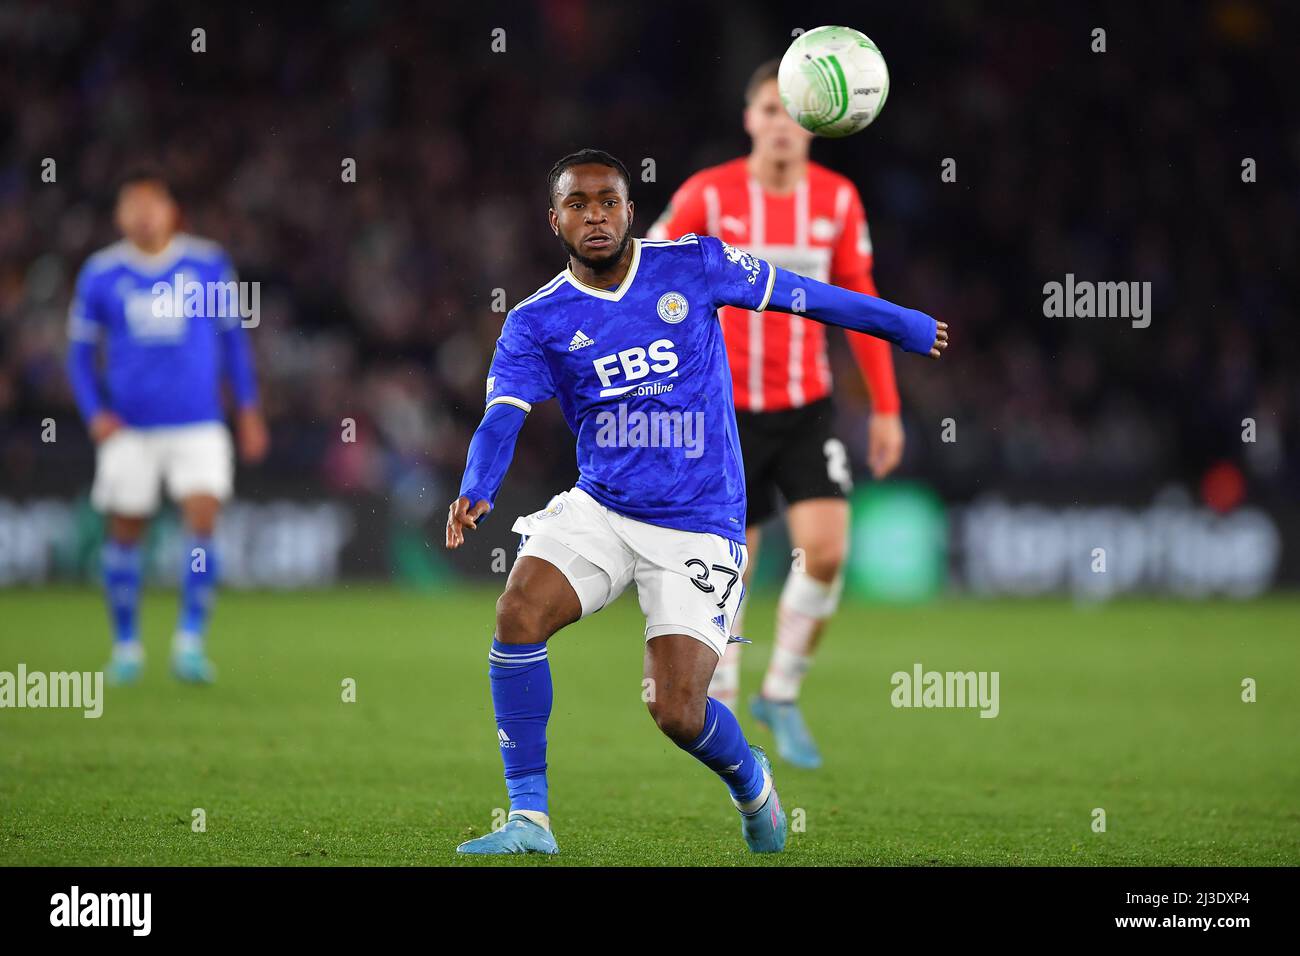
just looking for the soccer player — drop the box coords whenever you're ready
[446,148,946,855]
[65,170,267,685]
[647,59,908,768]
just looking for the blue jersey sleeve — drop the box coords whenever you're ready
[214,253,259,408]
[65,265,105,421]
[485,309,556,413]
[219,321,259,408]
[697,234,777,313]
[458,402,527,511]
[766,267,938,355]
[67,265,105,345]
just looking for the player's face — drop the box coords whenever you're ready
[744,79,812,163]
[115,181,179,252]
[549,164,635,271]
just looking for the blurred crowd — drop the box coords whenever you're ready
[1,0,1295,511]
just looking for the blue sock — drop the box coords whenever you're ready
[102,539,142,645]
[488,639,552,815]
[680,697,766,806]
[178,535,218,639]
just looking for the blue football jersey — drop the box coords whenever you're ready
[67,233,257,427]
[485,234,777,544]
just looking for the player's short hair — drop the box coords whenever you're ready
[115,166,174,200]
[744,58,782,104]
[547,149,632,205]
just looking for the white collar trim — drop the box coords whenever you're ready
[563,238,641,302]
[115,234,188,273]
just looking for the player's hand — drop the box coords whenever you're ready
[446,496,490,549]
[867,412,905,479]
[89,411,124,444]
[236,407,270,463]
[929,321,949,359]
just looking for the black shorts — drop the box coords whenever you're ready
[736,397,853,529]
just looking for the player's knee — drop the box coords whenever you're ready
[187,514,218,537]
[494,587,550,644]
[800,539,846,582]
[647,696,705,745]
[782,563,845,619]
[181,496,221,536]
[108,514,148,544]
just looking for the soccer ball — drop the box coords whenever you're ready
[778,25,890,138]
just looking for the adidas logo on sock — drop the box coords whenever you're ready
[568,330,595,351]
[497,728,516,749]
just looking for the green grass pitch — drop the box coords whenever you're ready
[1,586,1297,866]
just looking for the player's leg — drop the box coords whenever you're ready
[91,428,160,684]
[102,513,150,683]
[487,551,582,828]
[762,496,848,698]
[633,529,785,853]
[751,400,852,768]
[644,632,783,851]
[171,492,222,683]
[165,424,235,684]
[458,529,623,856]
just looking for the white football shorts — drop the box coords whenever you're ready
[512,487,748,658]
[91,422,234,516]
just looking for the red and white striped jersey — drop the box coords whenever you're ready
[647,157,899,414]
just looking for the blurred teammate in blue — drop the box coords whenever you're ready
[446,149,947,855]
[65,170,268,685]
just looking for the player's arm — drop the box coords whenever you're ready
[217,256,268,463]
[64,267,119,442]
[448,402,527,547]
[774,267,947,356]
[447,309,556,549]
[699,235,947,357]
[645,172,710,240]
[832,188,905,477]
[770,267,947,356]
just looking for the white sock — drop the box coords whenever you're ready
[733,766,773,814]
[510,809,551,831]
[113,640,144,661]
[762,644,813,702]
[761,571,840,702]
[173,632,203,656]
[708,641,743,710]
